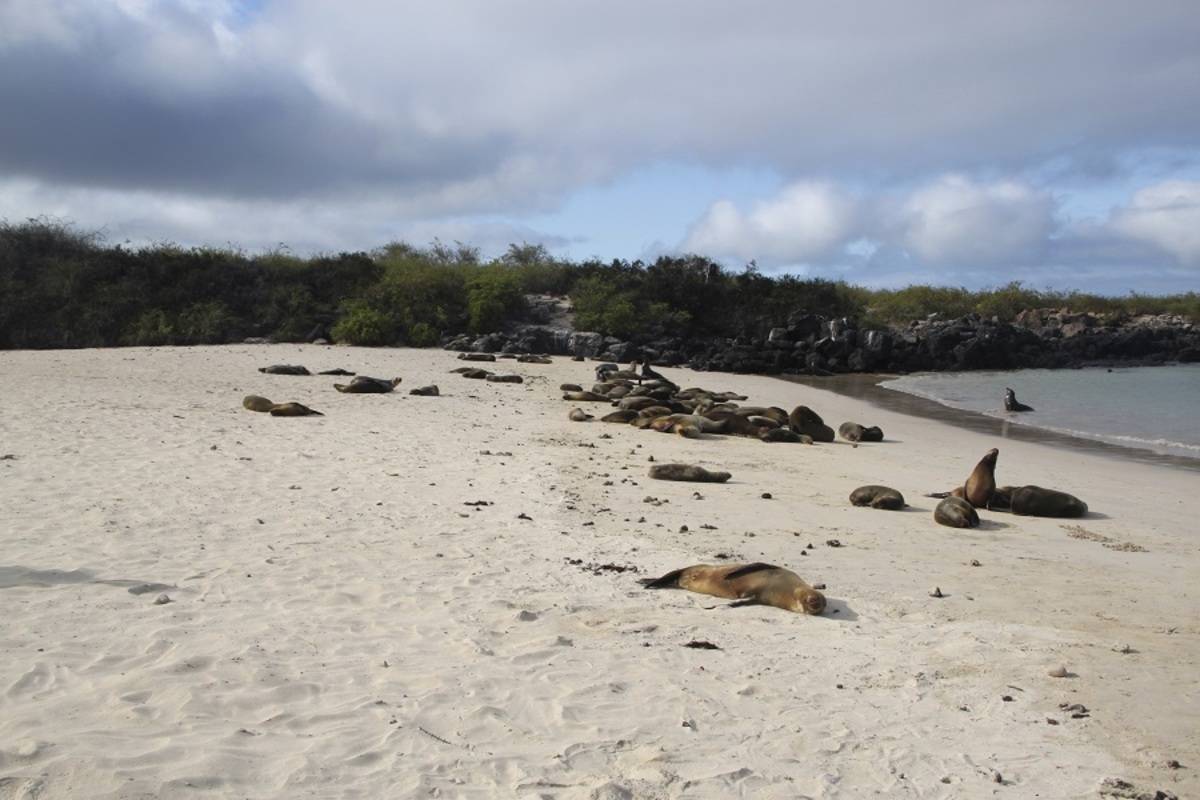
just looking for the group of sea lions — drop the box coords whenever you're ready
[928,447,1089,527]
[245,364,440,416]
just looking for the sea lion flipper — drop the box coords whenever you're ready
[728,599,759,608]
[640,568,686,589]
[723,562,779,581]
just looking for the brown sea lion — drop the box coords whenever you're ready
[318,368,356,376]
[760,428,809,443]
[934,496,980,528]
[560,383,583,392]
[457,353,496,362]
[1009,486,1088,517]
[988,485,1015,510]
[838,422,884,443]
[963,448,999,508]
[564,390,609,402]
[601,409,640,423]
[461,369,493,379]
[849,485,907,510]
[334,376,401,393]
[673,422,703,438]
[242,395,275,412]
[409,385,439,396]
[485,374,523,383]
[258,364,310,375]
[268,402,324,417]
[619,396,661,411]
[639,563,826,615]
[648,463,731,483]
[569,408,593,422]
[517,355,552,364]
[638,405,675,418]
[789,406,835,442]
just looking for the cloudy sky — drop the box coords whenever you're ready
[2,0,1199,292]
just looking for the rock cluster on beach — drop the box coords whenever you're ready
[443,308,1200,374]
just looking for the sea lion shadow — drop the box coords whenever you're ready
[0,565,176,595]
[822,598,858,621]
[976,518,1012,531]
[1081,511,1110,520]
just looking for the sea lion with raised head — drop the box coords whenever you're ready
[409,385,439,396]
[934,496,980,528]
[334,376,401,393]
[569,408,593,422]
[838,422,884,443]
[1004,388,1034,412]
[789,406,835,442]
[1009,485,1088,517]
[639,563,826,615]
[850,485,907,510]
[242,395,275,412]
[259,364,310,375]
[268,402,324,417]
[963,448,999,508]
[648,463,731,483]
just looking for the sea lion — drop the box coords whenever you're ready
[595,363,619,380]
[634,360,669,385]
[517,355,552,364]
[318,368,355,376]
[673,422,703,439]
[760,428,811,444]
[461,369,493,379]
[661,414,726,434]
[619,396,661,411]
[630,416,660,429]
[258,364,310,375]
[963,448,999,508]
[334,376,401,393]
[409,385,439,396]
[1004,388,1034,412]
[934,496,980,528]
[485,374,524,383]
[1009,485,1088,517]
[606,384,633,399]
[988,485,1015,511]
[458,353,496,362]
[268,402,323,417]
[648,463,731,483]
[637,405,675,418]
[564,390,609,402]
[569,408,593,422]
[849,485,907,510]
[639,563,826,615]
[789,405,835,442]
[560,383,583,392]
[838,422,884,443]
[601,409,640,423]
[242,395,275,412]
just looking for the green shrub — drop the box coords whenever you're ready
[331,303,395,346]
[407,322,439,347]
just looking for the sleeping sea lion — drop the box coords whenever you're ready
[334,376,401,393]
[619,396,661,411]
[318,368,355,376]
[638,405,675,418]
[838,422,884,443]
[594,363,619,380]
[1009,486,1088,517]
[564,390,609,402]
[569,408,593,422]
[560,383,583,392]
[963,448,999,508]
[409,385,439,396]
[648,463,731,483]
[639,563,826,615]
[1004,388,1034,412]
[849,485,907,510]
[485,374,523,383]
[268,402,323,417]
[760,428,809,443]
[789,406,835,442]
[934,496,980,528]
[242,395,275,412]
[601,409,640,423]
[673,422,703,439]
[461,369,493,380]
[458,353,496,362]
[258,364,310,375]
[517,355,551,364]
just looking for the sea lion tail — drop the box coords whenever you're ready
[639,568,685,589]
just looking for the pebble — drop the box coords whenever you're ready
[153,594,172,605]
[930,587,945,598]
[1048,665,1070,678]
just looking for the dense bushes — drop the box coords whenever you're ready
[0,219,1196,351]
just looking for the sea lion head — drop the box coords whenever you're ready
[982,448,999,467]
[794,586,827,615]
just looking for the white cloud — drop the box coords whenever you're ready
[1109,180,1200,265]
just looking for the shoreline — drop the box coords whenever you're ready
[781,371,1200,474]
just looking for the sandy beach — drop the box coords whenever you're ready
[0,345,1196,799]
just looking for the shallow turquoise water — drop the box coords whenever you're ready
[882,364,1200,459]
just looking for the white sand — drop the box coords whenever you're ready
[0,345,1196,799]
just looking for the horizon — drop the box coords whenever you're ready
[2,1,1199,295]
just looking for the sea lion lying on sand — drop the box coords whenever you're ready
[259,364,310,375]
[963,448,999,508]
[601,409,640,423]
[648,463,731,483]
[318,368,355,376]
[564,390,609,402]
[760,428,810,443]
[517,355,551,364]
[1005,485,1088,517]
[334,376,401,393]
[458,353,496,362]
[486,374,523,383]
[934,496,980,528]
[560,383,583,392]
[839,422,884,443]
[268,402,323,417]
[850,485,907,510]
[243,395,276,412]
[409,385,439,396]
[640,563,826,615]
[460,369,492,380]
[569,408,593,422]
[789,406,835,442]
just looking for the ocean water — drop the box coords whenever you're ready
[881,365,1200,460]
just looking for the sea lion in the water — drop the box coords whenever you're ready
[242,395,275,412]
[838,422,884,443]
[934,496,980,528]
[569,408,593,422]
[639,563,826,615]
[564,390,609,402]
[268,402,323,417]
[963,448,999,508]
[1009,485,1088,517]
[601,409,639,423]
[789,406,835,442]
[409,385,439,396]
[318,368,355,376]
[334,376,401,393]
[1004,388,1034,412]
[485,374,523,383]
[458,353,496,362]
[259,364,310,375]
[648,463,731,483]
[850,485,907,510]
